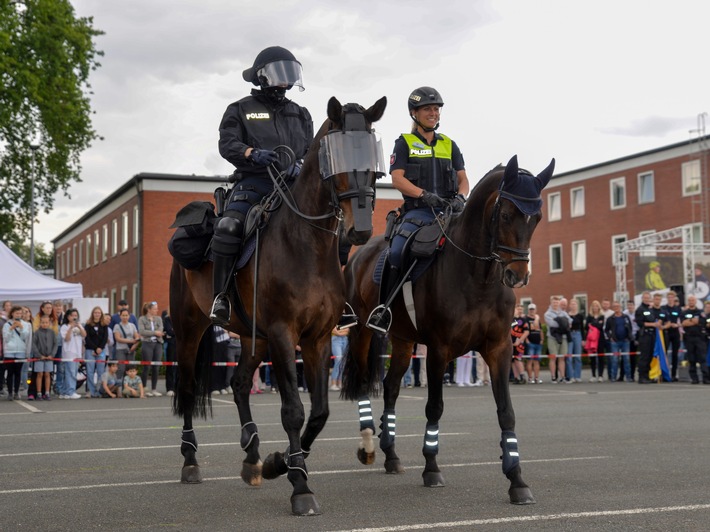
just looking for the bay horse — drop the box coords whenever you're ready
[341,155,554,504]
[170,95,387,515]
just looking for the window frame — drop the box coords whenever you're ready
[570,186,585,217]
[547,191,561,221]
[610,177,626,210]
[571,240,587,271]
[611,234,628,266]
[549,243,563,273]
[637,171,655,204]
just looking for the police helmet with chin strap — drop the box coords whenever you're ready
[407,86,444,131]
[242,46,305,93]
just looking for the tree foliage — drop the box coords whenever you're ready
[0,0,103,247]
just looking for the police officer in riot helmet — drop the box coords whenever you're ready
[366,86,470,333]
[210,46,314,326]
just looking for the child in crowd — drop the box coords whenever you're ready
[101,361,123,398]
[32,315,58,400]
[123,365,144,398]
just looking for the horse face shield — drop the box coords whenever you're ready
[318,130,385,238]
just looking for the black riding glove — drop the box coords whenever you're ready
[250,149,278,166]
[450,194,466,213]
[420,191,447,209]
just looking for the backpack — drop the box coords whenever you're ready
[167,201,216,270]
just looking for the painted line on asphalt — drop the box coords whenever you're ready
[0,455,607,494]
[13,400,43,413]
[334,504,710,531]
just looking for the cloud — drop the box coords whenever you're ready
[599,116,698,138]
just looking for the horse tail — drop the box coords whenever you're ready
[171,327,214,419]
[341,326,382,401]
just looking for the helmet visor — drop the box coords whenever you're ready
[319,131,385,180]
[257,60,304,91]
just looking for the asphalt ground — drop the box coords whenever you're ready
[2,370,710,532]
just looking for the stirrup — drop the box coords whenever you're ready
[365,305,392,333]
[336,302,358,331]
[209,293,232,326]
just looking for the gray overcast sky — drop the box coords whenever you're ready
[37,0,710,246]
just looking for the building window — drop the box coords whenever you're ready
[547,192,561,221]
[72,243,77,275]
[549,244,562,273]
[611,234,627,265]
[102,224,108,261]
[570,187,584,217]
[639,230,656,258]
[93,229,99,265]
[610,177,626,209]
[78,240,83,271]
[133,205,139,247]
[638,171,654,204]
[122,211,129,252]
[85,235,91,269]
[58,251,63,279]
[682,159,701,196]
[110,289,117,312]
[572,240,587,271]
[573,294,588,315]
[690,222,703,244]
[111,219,118,257]
[121,285,128,304]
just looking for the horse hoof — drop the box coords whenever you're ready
[291,493,322,516]
[357,448,376,465]
[422,471,445,487]
[262,452,288,480]
[384,459,405,474]
[181,465,203,484]
[509,486,536,504]
[240,460,263,487]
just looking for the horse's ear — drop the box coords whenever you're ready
[327,97,342,124]
[364,96,387,125]
[503,155,519,185]
[536,158,555,189]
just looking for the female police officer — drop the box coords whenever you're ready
[366,86,470,332]
[210,46,314,326]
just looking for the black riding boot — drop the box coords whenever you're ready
[210,253,236,326]
[366,266,400,333]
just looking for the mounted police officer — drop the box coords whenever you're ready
[366,87,469,332]
[210,46,314,326]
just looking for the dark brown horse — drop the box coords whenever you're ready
[170,96,387,515]
[341,155,553,504]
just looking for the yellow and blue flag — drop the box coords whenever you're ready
[649,329,672,382]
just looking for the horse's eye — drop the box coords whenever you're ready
[501,211,511,222]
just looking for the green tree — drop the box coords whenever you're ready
[0,0,103,245]
[10,240,54,270]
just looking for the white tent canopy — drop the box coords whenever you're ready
[0,240,83,300]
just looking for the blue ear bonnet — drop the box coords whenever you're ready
[499,169,543,215]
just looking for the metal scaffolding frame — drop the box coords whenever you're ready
[614,225,710,305]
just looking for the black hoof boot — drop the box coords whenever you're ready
[181,465,203,484]
[291,492,321,516]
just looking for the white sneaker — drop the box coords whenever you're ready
[220,388,230,395]
[166,390,175,397]
[589,377,596,383]
[329,385,340,391]
[69,393,81,399]
[472,380,484,387]
[151,390,162,397]
[210,390,220,397]
[597,376,604,382]
[59,395,68,399]
[145,391,154,397]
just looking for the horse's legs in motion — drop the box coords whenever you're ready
[233,337,265,486]
[177,337,202,483]
[379,337,414,474]
[299,337,330,460]
[262,327,321,516]
[487,348,535,504]
[421,349,448,487]
[349,327,377,465]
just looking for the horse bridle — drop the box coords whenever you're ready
[487,193,535,265]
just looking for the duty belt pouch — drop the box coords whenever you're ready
[383,210,399,242]
[409,222,444,259]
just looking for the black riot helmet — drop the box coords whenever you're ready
[407,86,444,132]
[242,46,305,93]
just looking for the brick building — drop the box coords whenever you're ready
[516,135,710,312]
[52,173,401,314]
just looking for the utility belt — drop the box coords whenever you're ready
[641,328,656,336]
[402,196,455,212]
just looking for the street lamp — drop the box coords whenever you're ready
[29,142,39,268]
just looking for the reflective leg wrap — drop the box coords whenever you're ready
[358,396,375,432]
[500,430,520,475]
[379,409,396,450]
[285,446,308,480]
[240,421,259,451]
[422,423,440,455]
[181,428,197,455]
